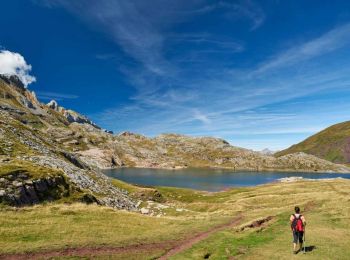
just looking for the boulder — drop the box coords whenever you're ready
[140,208,150,214]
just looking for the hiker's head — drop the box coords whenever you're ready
[294,206,300,214]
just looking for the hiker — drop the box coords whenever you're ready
[290,206,306,254]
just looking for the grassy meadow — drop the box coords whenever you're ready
[0,178,349,259]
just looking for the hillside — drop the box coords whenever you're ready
[276,121,350,164]
[0,75,136,209]
[87,132,350,173]
[0,74,350,208]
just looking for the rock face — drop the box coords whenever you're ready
[0,174,69,206]
[78,148,123,169]
[0,75,137,209]
[0,74,25,89]
[47,100,60,111]
[276,120,350,164]
[47,99,100,129]
[0,74,42,113]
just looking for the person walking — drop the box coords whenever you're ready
[290,206,306,254]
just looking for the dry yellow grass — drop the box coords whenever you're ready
[171,179,350,259]
[0,179,349,259]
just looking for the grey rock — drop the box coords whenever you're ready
[12,181,23,187]
[140,208,150,214]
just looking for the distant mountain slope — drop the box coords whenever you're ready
[96,133,349,172]
[276,121,350,164]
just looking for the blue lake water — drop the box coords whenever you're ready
[103,168,350,192]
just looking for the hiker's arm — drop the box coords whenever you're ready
[301,215,306,226]
[290,215,294,223]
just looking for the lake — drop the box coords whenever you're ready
[103,168,350,192]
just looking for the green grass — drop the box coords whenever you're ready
[0,179,349,259]
[0,160,64,179]
[0,203,223,254]
[111,178,139,193]
[170,180,350,259]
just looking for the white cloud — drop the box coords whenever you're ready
[0,50,36,87]
[36,91,79,101]
[180,0,265,30]
[193,109,211,124]
[254,23,350,74]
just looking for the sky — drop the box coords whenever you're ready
[1,0,350,151]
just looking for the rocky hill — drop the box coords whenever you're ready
[80,132,349,173]
[276,121,350,164]
[0,75,136,209]
[0,75,349,207]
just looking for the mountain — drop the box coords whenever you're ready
[259,148,276,156]
[82,132,348,173]
[0,75,136,209]
[276,121,350,164]
[0,75,349,207]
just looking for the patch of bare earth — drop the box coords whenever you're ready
[158,215,243,260]
[0,242,174,260]
[239,216,274,232]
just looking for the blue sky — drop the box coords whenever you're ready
[1,0,350,151]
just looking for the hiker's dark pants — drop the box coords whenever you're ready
[293,231,304,244]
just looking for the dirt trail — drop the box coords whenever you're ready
[0,215,242,260]
[158,215,243,260]
[0,242,176,260]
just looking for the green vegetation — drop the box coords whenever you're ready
[1,179,349,259]
[0,203,222,255]
[111,178,140,193]
[277,120,350,164]
[0,160,64,179]
[172,220,278,259]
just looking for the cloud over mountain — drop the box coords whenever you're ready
[0,50,36,87]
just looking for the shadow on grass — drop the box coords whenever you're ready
[303,245,316,252]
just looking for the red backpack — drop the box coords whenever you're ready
[291,214,304,232]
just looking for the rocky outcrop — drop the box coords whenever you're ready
[274,152,350,172]
[0,74,25,90]
[0,74,43,113]
[0,75,137,210]
[47,99,100,129]
[106,134,350,173]
[78,148,124,169]
[0,174,69,206]
[26,155,136,210]
[47,100,60,111]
